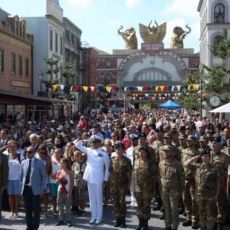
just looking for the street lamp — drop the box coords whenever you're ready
[199,65,204,118]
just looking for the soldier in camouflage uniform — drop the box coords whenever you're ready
[151,129,164,211]
[110,142,132,228]
[210,136,230,229]
[181,135,199,229]
[198,136,211,153]
[159,145,184,230]
[222,138,230,157]
[134,146,156,230]
[185,149,219,230]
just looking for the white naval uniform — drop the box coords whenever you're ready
[126,145,137,205]
[74,140,110,222]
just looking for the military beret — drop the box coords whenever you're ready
[187,135,196,141]
[164,132,172,138]
[139,146,149,153]
[114,141,125,149]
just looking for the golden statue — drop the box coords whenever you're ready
[139,20,166,44]
[171,24,191,48]
[118,26,137,49]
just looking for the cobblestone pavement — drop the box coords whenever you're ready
[1,201,229,230]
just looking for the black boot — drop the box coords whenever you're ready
[120,217,126,228]
[142,220,149,230]
[136,218,143,230]
[191,222,199,229]
[217,223,223,230]
[114,217,121,227]
[182,220,192,227]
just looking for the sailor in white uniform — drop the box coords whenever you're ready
[74,135,110,224]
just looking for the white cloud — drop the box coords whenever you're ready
[162,0,199,19]
[67,0,93,7]
[125,0,142,8]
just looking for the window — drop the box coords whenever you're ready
[213,35,224,56]
[0,49,4,72]
[71,33,75,45]
[55,32,58,53]
[66,30,70,42]
[214,3,225,23]
[18,55,23,75]
[25,58,29,77]
[11,53,16,75]
[50,29,53,51]
[60,35,63,55]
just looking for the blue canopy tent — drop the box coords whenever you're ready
[157,99,182,109]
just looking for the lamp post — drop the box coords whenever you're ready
[199,65,204,118]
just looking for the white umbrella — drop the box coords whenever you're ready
[209,102,230,113]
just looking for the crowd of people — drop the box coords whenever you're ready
[0,109,230,230]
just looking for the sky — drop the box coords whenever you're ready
[0,0,201,54]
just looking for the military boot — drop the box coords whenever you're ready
[217,223,223,230]
[120,217,126,228]
[136,218,143,230]
[141,220,149,230]
[114,217,121,227]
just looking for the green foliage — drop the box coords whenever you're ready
[44,57,59,81]
[204,29,230,94]
[181,71,201,110]
[183,93,200,110]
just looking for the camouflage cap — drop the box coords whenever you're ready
[187,135,196,141]
[164,132,172,138]
[178,133,187,140]
[199,136,207,142]
[162,145,173,152]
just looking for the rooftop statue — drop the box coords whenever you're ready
[171,24,191,48]
[118,26,137,49]
[139,20,167,44]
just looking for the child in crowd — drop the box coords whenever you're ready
[56,158,74,227]
[72,150,86,215]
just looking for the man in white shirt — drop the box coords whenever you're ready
[74,135,110,225]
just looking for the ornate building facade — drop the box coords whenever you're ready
[94,24,199,107]
[198,0,230,68]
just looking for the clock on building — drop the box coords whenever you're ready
[209,95,221,108]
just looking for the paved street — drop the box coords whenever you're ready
[1,199,229,230]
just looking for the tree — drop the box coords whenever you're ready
[181,71,201,110]
[203,29,230,94]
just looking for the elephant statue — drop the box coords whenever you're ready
[118,26,137,49]
[170,24,191,48]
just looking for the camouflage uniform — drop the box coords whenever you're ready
[210,150,230,223]
[110,155,132,220]
[159,146,184,230]
[181,136,199,225]
[195,162,219,230]
[222,146,230,157]
[134,157,155,228]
